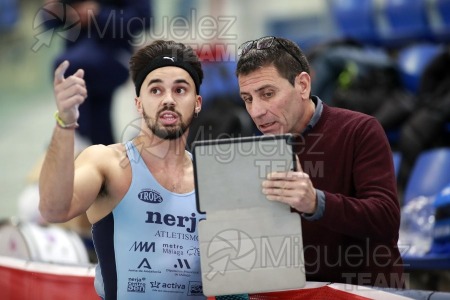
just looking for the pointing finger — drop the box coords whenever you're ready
[54,60,69,85]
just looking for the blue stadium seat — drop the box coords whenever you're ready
[428,0,450,42]
[403,148,450,205]
[267,15,334,52]
[401,149,450,271]
[200,61,239,107]
[392,151,401,178]
[396,43,443,93]
[378,0,433,48]
[402,184,450,271]
[328,0,380,45]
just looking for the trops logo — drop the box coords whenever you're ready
[138,189,163,204]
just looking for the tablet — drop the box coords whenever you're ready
[192,134,298,215]
[192,134,306,296]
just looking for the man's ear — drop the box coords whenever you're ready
[295,72,311,100]
[135,96,143,113]
[195,95,202,113]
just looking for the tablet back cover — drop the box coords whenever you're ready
[192,135,306,296]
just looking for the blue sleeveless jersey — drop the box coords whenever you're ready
[92,141,206,299]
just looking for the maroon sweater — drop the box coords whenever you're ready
[297,104,404,288]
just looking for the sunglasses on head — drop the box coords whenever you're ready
[237,36,304,67]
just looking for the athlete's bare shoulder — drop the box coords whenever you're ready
[76,143,127,164]
[79,143,132,223]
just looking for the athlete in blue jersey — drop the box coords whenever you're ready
[39,40,206,299]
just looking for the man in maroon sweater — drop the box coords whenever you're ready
[236,36,405,288]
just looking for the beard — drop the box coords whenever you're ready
[142,106,193,140]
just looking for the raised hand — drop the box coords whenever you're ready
[53,60,87,126]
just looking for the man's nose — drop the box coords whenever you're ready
[162,93,176,107]
[249,100,266,118]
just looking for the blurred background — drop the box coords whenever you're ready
[1,0,449,294]
[0,0,329,220]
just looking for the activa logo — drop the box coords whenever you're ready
[162,282,185,289]
[150,280,186,290]
[160,282,186,290]
[138,189,163,204]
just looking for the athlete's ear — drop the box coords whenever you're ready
[195,95,202,113]
[135,96,143,114]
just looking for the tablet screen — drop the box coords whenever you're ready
[192,134,296,214]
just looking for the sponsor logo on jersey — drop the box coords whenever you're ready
[188,281,203,296]
[138,189,163,204]
[127,277,146,293]
[150,281,160,288]
[166,258,200,277]
[173,258,191,269]
[128,258,162,274]
[129,241,156,253]
[187,246,200,256]
[138,258,152,270]
[150,281,186,291]
[163,243,184,256]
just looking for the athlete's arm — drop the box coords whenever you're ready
[39,60,99,223]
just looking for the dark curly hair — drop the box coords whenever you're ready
[130,40,203,94]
